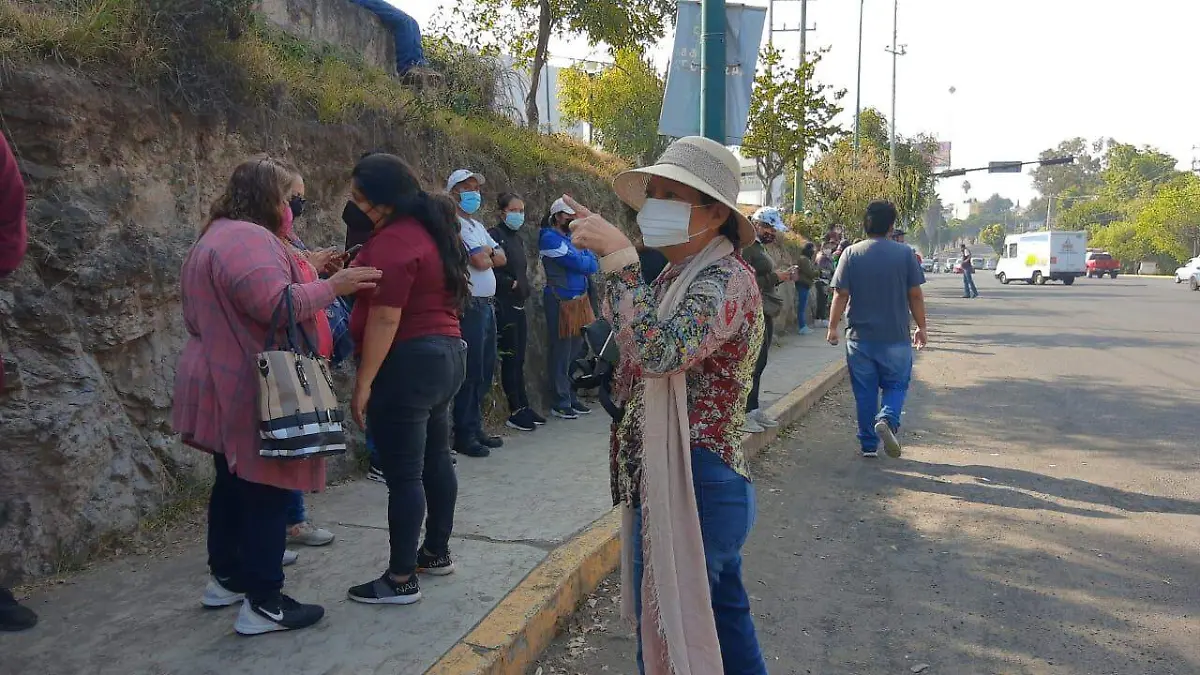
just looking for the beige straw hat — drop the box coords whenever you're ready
[613,136,756,248]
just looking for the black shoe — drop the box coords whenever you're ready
[0,588,37,632]
[552,406,578,420]
[477,433,504,449]
[528,409,547,426]
[572,402,593,415]
[348,573,422,605]
[235,593,324,635]
[505,408,537,432]
[456,443,490,458]
[367,463,386,484]
[416,548,456,576]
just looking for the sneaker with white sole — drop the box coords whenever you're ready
[287,521,335,547]
[234,594,324,636]
[347,573,422,605]
[367,463,386,484]
[751,409,780,428]
[741,417,766,434]
[201,576,245,609]
[416,549,455,576]
[874,420,902,458]
[282,550,299,566]
[861,449,879,458]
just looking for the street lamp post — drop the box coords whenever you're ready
[852,0,865,154]
[885,0,907,179]
[700,0,727,142]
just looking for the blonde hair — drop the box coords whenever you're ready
[202,155,296,237]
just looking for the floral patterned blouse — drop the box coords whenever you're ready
[601,247,764,507]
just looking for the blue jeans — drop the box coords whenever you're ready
[453,298,497,444]
[794,282,811,331]
[286,490,306,526]
[632,448,767,675]
[349,0,427,73]
[962,269,979,296]
[846,340,914,451]
[543,290,583,410]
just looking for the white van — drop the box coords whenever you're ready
[995,231,1087,286]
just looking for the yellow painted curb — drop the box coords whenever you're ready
[424,359,848,675]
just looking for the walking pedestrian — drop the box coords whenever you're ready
[743,207,792,433]
[813,246,834,327]
[960,243,979,298]
[173,157,381,635]
[0,131,37,633]
[448,169,506,458]
[569,136,769,675]
[794,242,820,334]
[488,193,547,432]
[539,198,598,420]
[826,200,928,459]
[344,154,470,605]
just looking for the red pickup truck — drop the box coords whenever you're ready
[1086,251,1120,279]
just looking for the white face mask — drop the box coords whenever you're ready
[638,198,704,248]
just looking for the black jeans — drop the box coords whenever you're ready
[453,297,497,443]
[207,453,291,603]
[367,335,467,576]
[746,315,774,412]
[496,302,530,412]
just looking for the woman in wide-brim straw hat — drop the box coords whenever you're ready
[566,135,768,675]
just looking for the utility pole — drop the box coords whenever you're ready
[885,0,907,179]
[792,0,816,214]
[700,0,727,142]
[852,0,865,154]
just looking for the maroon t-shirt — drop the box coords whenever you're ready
[350,216,461,350]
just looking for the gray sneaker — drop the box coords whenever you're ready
[875,420,902,458]
[287,521,335,547]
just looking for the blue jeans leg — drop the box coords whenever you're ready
[631,449,767,675]
[846,341,914,449]
[963,270,978,296]
[286,490,306,526]
[795,282,810,332]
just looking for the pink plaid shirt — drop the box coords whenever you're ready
[173,218,336,491]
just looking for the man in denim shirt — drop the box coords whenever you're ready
[827,201,929,459]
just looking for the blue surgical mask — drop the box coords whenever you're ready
[458,190,482,215]
[504,211,525,230]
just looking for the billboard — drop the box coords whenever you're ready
[658,1,768,145]
[933,141,952,170]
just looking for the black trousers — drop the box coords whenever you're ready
[207,453,291,603]
[496,302,530,412]
[746,315,774,412]
[367,335,467,576]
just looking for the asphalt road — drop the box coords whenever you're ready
[532,273,1200,675]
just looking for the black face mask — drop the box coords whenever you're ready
[289,195,307,219]
[343,201,376,252]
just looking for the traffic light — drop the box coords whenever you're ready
[1038,156,1075,167]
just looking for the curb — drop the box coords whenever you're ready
[425,358,849,675]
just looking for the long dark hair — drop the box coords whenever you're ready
[351,154,470,309]
[204,155,294,237]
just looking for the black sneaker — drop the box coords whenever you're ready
[572,402,593,415]
[0,587,37,632]
[529,409,547,426]
[456,443,490,458]
[367,463,386,484]
[234,593,324,636]
[861,449,879,458]
[477,434,504,449]
[552,406,578,420]
[416,549,456,576]
[506,409,537,432]
[348,573,422,605]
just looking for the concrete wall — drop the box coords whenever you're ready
[255,0,396,73]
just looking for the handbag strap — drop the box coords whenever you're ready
[263,288,321,357]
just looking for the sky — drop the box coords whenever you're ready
[394,0,1200,209]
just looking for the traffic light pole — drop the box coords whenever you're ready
[934,156,1075,178]
[700,0,727,142]
[793,0,809,214]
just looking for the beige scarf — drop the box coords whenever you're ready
[621,236,733,675]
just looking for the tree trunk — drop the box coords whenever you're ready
[524,0,552,130]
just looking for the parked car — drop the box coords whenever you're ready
[971,257,985,271]
[1190,270,1200,291]
[1174,256,1200,283]
[921,258,935,272]
[943,259,957,273]
[1086,251,1120,278]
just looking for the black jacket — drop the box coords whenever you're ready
[489,223,533,306]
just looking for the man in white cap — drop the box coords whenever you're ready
[447,169,507,458]
[539,197,599,419]
[741,207,794,433]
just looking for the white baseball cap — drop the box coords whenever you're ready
[752,206,788,232]
[549,197,576,217]
[446,169,485,192]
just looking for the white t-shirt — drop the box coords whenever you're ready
[459,216,499,297]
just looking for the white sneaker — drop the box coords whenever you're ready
[741,417,766,434]
[201,576,245,608]
[287,521,335,547]
[282,550,299,566]
[751,409,780,428]
[798,326,813,335]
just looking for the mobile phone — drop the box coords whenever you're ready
[344,244,364,259]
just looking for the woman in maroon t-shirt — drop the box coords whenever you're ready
[343,154,472,606]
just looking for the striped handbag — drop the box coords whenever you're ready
[255,291,347,459]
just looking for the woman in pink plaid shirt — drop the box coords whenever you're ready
[172,157,380,636]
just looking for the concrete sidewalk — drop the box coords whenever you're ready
[0,330,842,675]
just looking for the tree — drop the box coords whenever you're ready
[437,0,674,129]
[1099,143,1181,201]
[807,144,891,237]
[979,223,1006,255]
[558,49,668,164]
[741,46,845,206]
